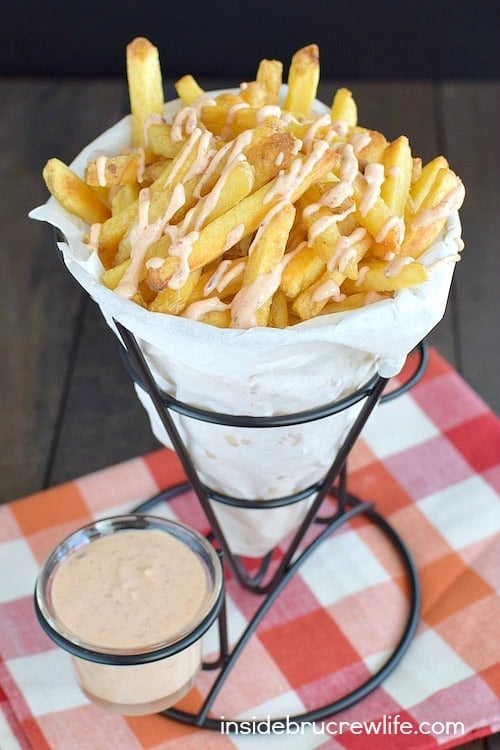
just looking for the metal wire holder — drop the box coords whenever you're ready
[115,319,426,731]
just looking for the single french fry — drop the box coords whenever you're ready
[381,136,413,216]
[110,183,140,215]
[199,92,245,136]
[280,243,325,299]
[331,87,357,128]
[342,258,428,293]
[175,74,205,105]
[101,258,131,290]
[240,81,268,108]
[147,123,183,159]
[402,168,465,257]
[408,155,449,215]
[149,269,202,314]
[231,201,296,327]
[243,124,296,189]
[292,269,346,320]
[268,288,289,328]
[126,37,165,149]
[85,153,144,187]
[43,158,111,226]
[350,173,401,255]
[256,59,283,104]
[284,44,320,116]
[321,291,370,315]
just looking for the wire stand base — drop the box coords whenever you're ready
[116,321,426,731]
[133,481,420,730]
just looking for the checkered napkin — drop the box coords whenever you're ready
[1,348,499,750]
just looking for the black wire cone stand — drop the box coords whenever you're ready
[116,320,427,732]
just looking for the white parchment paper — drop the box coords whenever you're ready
[30,94,463,555]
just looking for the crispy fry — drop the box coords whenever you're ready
[86,153,144,187]
[284,44,320,116]
[126,37,165,149]
[342,258,428,293]
[381,136,413,215]
[331,88,357,128]
[231,202,296,327]
[256,59,283,105]
[175,74,204,105]
[43,158,111,226]
[402,168,465,257]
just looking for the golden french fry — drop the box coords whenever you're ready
[243,123,296,189]
[284,44,320,116]
[402,168,465,257]
[86,153,144,187]
[331,88,357,128]
[101,258,131,289]
[43,158,111,225]
[147,123,183,159]
[268,288,289,328]
[240,81,268,108]
[149,269,202,314]
[110,183,140,215]
[322,291,393,315]
[408,155,449,214]
[280,243,324,299]
[256,59,283,104]
[292,269,346,320]
[381,136,413,216]
[175,74,204,105]
[342,258,428,293]
[126,37,165,149]
[231,201,296,327]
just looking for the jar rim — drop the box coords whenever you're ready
[34,514,224,665]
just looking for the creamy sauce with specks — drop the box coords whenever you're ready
[376,215,405,244]
[359,162,385,216]
[143,113,164,147]
[307,205,355,246]
[182,297,230,320]
[51,529,207,649]
[339,144,359,184]
[384,255,414,278]
[96,155,108,187]
[327,227,367,272]
[264,140,329,204]
[222,223,245,252]
[116,183,186,298]
[87,223,101,254]
[311,279,345,303]
[350,131,371,152]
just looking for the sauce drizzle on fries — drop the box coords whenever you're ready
[42,37,466,328]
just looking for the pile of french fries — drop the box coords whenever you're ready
[42,37,465,329]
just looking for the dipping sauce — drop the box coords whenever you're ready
[51,529,207,649]
[35,516,223,715]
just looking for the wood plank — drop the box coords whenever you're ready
[0,80,127,502]
[48,298,159,486]
[438,81,500,413]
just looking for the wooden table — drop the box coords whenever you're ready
[1,77,498,749]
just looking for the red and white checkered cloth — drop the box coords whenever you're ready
[1,348,499,749]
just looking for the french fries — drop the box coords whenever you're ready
[42,38,465,328]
